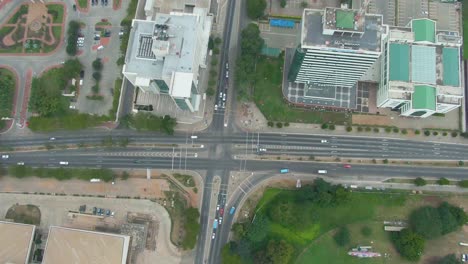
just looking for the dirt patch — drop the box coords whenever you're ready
[5,204,41,225]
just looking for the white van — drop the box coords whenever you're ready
[190,136,198,139]
[317,170,327,174]
[59,161,69,165]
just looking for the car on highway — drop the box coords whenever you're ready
[280,168,289,173]
[49,137,56,141]
[219,208,224,216]
[225,71,229,78]
[212,233,215,239]
[219,92,223,99]
[216,204,220,211]
[321,140,328,143]
[229,206,236,215]
[344,164,351,169]
[59,161,69,165]
[222,102,225,108]
[222,93,226,101]
[226,63,229,70]
[218,217,223,225]
[17,162,24,165]
[214,104,218,110]
[1,155,9,159]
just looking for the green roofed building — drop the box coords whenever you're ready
[377,18,463,118]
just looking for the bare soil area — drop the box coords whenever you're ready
[5,204,41,225]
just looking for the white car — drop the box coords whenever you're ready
[1,155,9,159]
[321,140,328,143]
[78,37,85,41]
[218,217,223,225]
[259,148,267,152]
[222,102,226,108]
[222,94,226,101]
[50,137,56,140]
[216,204,220,211]
[225,71,229,78]
[214,104,218,110]
[77,39,84,44]
[17,162,24,165]
[219,93,223,99]
[212,233,215,239]
[226,63,229,70]
[69,105,76,109]
[59,161,69,165]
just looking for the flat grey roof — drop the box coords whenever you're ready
[302,9,383,52]
[0,221,35,264]
[125,14,198,79]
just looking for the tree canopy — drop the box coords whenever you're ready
[333,226,350,246]
[246,0,267,19]
[438,254,462,264]
[391,228,425,261]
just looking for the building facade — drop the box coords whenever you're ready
[377,18,463,117]
[288,8,386,96]
[123,8,212,112]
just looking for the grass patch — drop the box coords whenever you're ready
[96,21,112,27]
[253,56,349,124]
[173,173,195,187]
[0,26,15,37]
[0,68,15,125]
[28,113,109,132]
[77,0,88,9]
[43,26,62,53]
[108,78,122,119]
[0,44,23,54]
[47,4,64,23]
[8,165,115,182]
[5,204,41,225]
[8,4,28,24]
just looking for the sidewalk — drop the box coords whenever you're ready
[235,102,468,144]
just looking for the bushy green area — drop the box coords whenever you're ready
[28,113,108,132]
[109,78,122,120]
[8,165,115,182]
[223,180,410,263]
[118,0,138,63]
[8,4,28,24]
[66,21,80,56]
[181,207,201,249]
[47,4,64,23]
[0,68,15,130]
[246,0,266,19]
[77,0,88,8]
[125,112,176,135]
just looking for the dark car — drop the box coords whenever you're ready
[104,0,108,6]
[73,4,76,10]
[80,70,84,78]
[92,207,97,214]
[106,210,111,216]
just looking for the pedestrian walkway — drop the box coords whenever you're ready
[234,102,468,144]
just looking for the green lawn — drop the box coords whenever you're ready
[248,188,419,262]
[8,4,28,24]
[77,0,88,9]
[43,26,62,53]
[253,56,350,125]
[0,26,15,37]
[0,44,23,53]
[47,4,64,23]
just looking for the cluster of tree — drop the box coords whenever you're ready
[66,20,81,55]
[235,24,264,99]
[254,239,294,264]
[295,178,350,207]
[8,165,115,182]
[410,202,466,239]
[125,113,177,135]
[246,0,267,19]
[392,202,466,261]
[91,58,104,95]
[29,59,82,117]
[0,70,15,129]
[118,0,138,65]
[222,237,294,264]
[181,207,200,249]
[438,254,463,264]
[206,36,222,97]
[333,226,350,246]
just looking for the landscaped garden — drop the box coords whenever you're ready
[0,68,16,130]
[0,3,64,54]
[236,23,350,125]
[222,179,468,264]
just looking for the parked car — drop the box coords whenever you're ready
[80,70,84,78]
[106,210,111,216]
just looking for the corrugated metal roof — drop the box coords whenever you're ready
[412,19,436,43]
[389,43,410,81]
[411,45,436,84]
[412,85,436,110]
[442,47,460,86]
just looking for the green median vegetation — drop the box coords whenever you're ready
[0,68,15,130]
[8,165,115,182]
[181,207,201,250]
[66,21,80,56]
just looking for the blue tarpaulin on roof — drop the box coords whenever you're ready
[270,19,295,28]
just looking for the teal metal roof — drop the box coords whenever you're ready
[442,47,460,86]
[412,19,436,43]
[412,85,436,110]
[411,45,436,84]
[389,43,410,82]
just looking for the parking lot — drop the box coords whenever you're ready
[70,0,130,115]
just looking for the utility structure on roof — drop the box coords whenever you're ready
[123,8,212,112]
[377,18,463,117]
[287,7,386,109]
